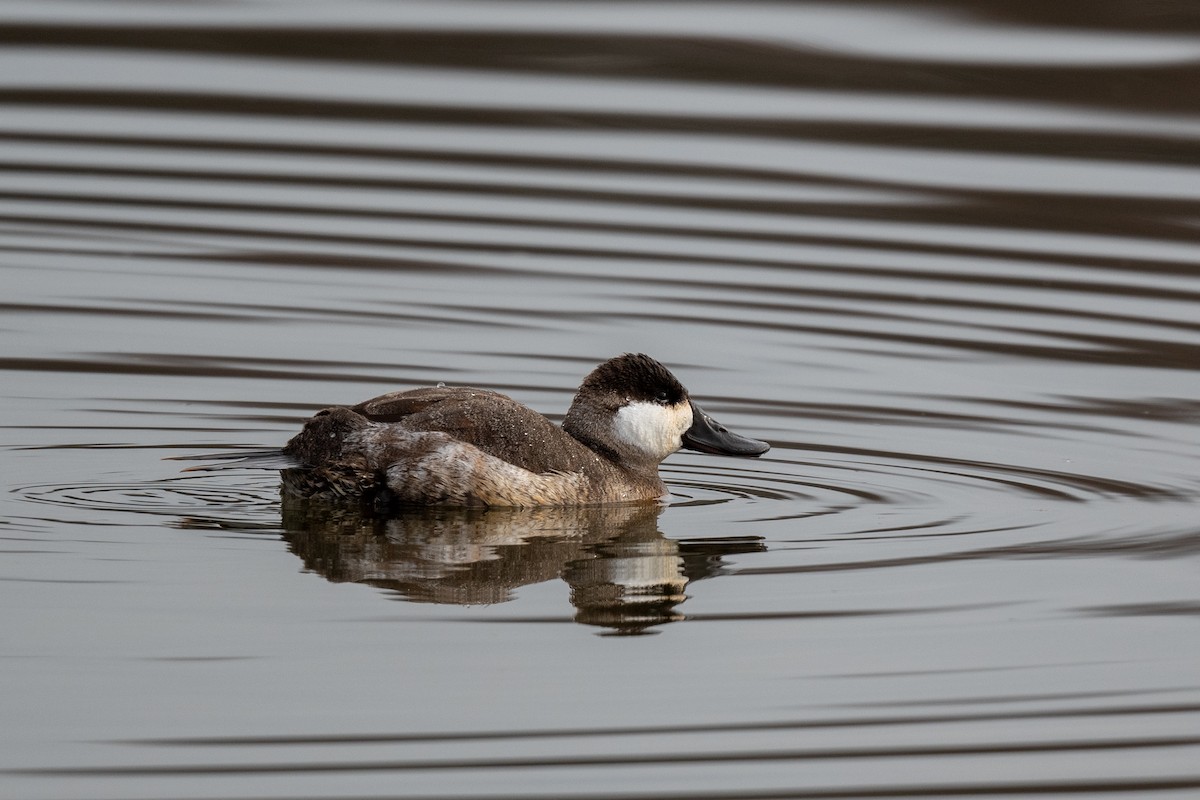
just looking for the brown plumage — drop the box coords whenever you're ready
[275,354,768,508]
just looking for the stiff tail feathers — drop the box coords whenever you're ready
[169,449,306,472]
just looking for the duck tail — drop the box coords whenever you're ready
[172,407,370,474]
[170,449,305,472]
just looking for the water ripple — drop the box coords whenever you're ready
[4,3,1200,798]
[12,476,278,518]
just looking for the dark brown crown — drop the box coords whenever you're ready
[575,353,687,408]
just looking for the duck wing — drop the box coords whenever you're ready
[349,386,467,422]
[349,386,595,475]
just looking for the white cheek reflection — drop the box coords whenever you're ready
[613,402,691,459]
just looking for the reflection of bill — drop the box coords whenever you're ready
[282,497,763,635]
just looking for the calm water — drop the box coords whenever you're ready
[3,1,1200,798]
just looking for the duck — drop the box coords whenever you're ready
[207,354,769,507]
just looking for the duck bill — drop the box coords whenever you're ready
[681,403,770,457]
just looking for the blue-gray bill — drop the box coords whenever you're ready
[680,403,770,457]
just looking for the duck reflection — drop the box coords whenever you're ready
[280,497,762,634]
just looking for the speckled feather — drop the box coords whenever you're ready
[351,387,602,475]
[282,385,664,507]
[272,353,764,508]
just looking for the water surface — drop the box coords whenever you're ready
[2,1,1199,798]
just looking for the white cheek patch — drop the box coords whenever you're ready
[613,401,692,460]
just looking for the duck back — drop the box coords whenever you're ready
[281,387,651,507]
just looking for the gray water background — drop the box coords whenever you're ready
[2,2,1199,798]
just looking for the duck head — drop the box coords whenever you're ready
[563,353,770,466]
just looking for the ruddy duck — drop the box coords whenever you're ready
[209,354,768,507]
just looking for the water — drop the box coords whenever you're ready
[3,1,1199,797]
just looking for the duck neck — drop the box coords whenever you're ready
[563,407,664,489]
[562,408,621,464]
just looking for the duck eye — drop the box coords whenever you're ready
[654,390,670,404]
